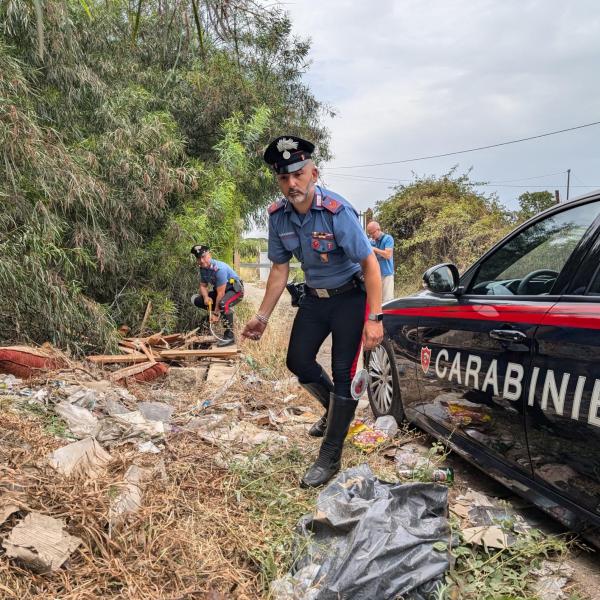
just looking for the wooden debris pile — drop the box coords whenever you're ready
[86,330,240,385]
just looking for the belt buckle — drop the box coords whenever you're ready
[315,288,330,298]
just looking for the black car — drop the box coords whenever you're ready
[365,191,600,535]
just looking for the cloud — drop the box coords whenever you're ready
[285,0,600,211]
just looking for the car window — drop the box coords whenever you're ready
[587,266,600,296]
[468,200,600,296]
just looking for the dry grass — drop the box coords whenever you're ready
[0,349,330,600]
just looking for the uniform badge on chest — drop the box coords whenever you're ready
[311,232,336,262]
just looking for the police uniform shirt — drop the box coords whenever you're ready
[267,187,373,289]
[199,259,240,288]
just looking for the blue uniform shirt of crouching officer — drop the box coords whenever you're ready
[198,259,241,289]
[267,186,373,288]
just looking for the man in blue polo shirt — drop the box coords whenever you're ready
[366,221,395,303]
[190,245,244,347]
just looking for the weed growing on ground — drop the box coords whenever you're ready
[17,399,73,439]
[445,525,571,599]
[226,445,317,591]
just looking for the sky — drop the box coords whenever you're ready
[276,0,599,217]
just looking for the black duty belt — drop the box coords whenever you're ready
[305,279,360,298]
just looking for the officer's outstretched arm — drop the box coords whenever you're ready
[242,262,289,341]
[360,253,384,350]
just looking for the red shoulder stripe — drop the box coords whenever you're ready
[322,196,343,214]
[268,199,285,214]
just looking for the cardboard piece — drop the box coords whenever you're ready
[47,438,111,479]
[2,512,82,572]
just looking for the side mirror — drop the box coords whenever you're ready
[423,263,460,294]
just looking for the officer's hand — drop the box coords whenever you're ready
[210,312,220,323]
[362,320,383,350]
[205,297,212,306]
[242,318,267,341]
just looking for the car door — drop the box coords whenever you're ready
[416,199,600,478]
[527,223,600,519]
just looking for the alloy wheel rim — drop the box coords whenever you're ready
[368,345,394,414]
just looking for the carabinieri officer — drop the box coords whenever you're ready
[191,245,244,347]
[242,135,383,487]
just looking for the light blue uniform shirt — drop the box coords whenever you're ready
[199,259,240,288]
[371,233,394,276]
[268,187,373,289]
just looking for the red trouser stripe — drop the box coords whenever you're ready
[223,290,242,314]
[350,302,369,379]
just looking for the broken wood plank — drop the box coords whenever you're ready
[158,347,239,359]
[118,345,138,355]
[145,333,169,348]
[161,333,183,344]
[87,354,148,364]
[185,335,216,345]
[138,301,152,336]
[137,341,156,364]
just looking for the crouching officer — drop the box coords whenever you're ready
[242,135,383,487]
[190,245,244,347]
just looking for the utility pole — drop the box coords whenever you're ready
[566,169,571,201]
[554,190,560,204]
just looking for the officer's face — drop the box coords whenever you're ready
[199,251,212,268]
[276,164,318,205]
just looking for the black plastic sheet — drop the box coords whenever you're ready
[272,464,450,600]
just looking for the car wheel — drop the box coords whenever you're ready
[365,337,404,422]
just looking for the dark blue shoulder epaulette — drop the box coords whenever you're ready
[267,199,285,214]
[322,196,344,214]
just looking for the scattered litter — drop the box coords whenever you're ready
[461,525,511,549]
[395,442,432,470]
[198,420,288,449]
[47,438,111,479]
[271,464,449,600]
[347,419,388,453]
[532,561,574,600]
[0,500,21,525]
[109,462,166,526]
[137,401,173,424]
[104,398,129,416]
[96,411,164,444]
[374,415,398,437]
[54,401,99,439]
[64,387,100,410]
[451,488,530,548]
[137,440,161,454]
[2,512,82,572]
[0,374,23,389]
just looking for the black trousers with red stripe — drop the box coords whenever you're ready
[193,286,244,315]
[286,287,366,398]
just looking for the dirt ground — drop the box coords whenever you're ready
[0,282,599,598]
[242,281,600,598]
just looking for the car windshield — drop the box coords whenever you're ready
[469,201,600,295]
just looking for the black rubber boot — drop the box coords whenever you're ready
[300,370,334,437]
[216,313,235,347]
[301,394,358,488]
